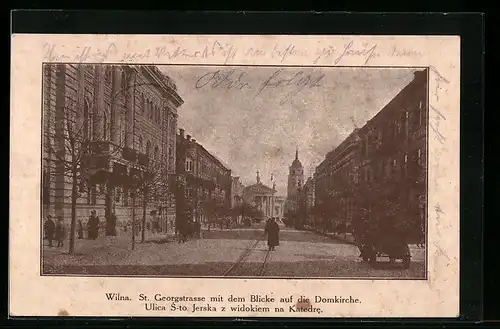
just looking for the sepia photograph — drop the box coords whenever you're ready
[40,64,428,279]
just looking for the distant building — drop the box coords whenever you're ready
[242,171,277,218]
[273,196,286,219]
[42,64,183,231]
[296,176,316,228]
[175,129,232,228]
[314,130,361,232]
[285,148,304,215]
[231,176,245,209]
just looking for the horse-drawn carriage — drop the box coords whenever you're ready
[357,231,411,269]
[354,202,412,269]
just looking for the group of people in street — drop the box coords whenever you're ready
[43,210,110,248]
[43,215,66,247]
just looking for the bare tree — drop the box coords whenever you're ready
[134,159,168,244]
[43,64,178,254]
[44,92,124,254]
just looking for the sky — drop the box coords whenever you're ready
[161,65,417,196]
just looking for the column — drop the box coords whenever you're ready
[271,195,274,218]
[110,67,121,146]
[93,65,105,140]
[125,68,134,149]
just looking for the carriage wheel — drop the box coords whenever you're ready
[402,257,411,269]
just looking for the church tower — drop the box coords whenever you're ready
[286,148,304,213]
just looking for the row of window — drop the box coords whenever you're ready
[317,148,425,191]
[185,157,228,184]
[141,94,162,125]
[362,103,426,156]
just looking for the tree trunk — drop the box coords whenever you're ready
[68,168,78,254]
[141,189,147,243]
[105,182,115,236]
[131,192,136,250]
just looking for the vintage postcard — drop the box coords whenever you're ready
[10,34,460,317]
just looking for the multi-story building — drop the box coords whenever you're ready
[285,149,304,216]
[356,69,428,240]
[297,176,316,228]
[231,176,245,209]
[175,129,232,227]
[313,68,427,239]
[42,64,183,232]
[314,130,361,232]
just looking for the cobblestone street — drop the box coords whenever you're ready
[43,223,425,278]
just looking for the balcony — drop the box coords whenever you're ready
[122,147,137,162]
[82,154,109,171]
[137,153,149,166]
[90,140,113,155]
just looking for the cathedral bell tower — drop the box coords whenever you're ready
[286,147,304,213]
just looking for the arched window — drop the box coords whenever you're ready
[121,70,127,91]
[104,67,112,84]
[138,135,143,152]
[141,94,145,114]
[149,101,153,120]
[154,146,159,161]
[146,140,151,157]
[102,112,108,140]
[119,114,126,146]
[83,98,90,141]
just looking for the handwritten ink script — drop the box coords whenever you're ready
[195,68,324,105]
[429,67,450,145]
[42,40,392,66]
[43,43,119,63]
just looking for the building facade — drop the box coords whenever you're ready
[175,129,232,227]
[231,176,245,209]
[242,171,277,219]
[42,64,183,232]
[355,69,428,241]
[273,196,286,219]
[314,130,362,232]
[285,149,304,216]
[313,69,428,240]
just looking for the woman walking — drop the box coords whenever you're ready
[264,218,280,251]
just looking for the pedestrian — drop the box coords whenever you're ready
[44,215,55,247]
[195,221,202,239]
[78,219,84,239]
[87,210,100,240]
[106,211,117,236]
[55,217,66,247]
[264,217,280,251]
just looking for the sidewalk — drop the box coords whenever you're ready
[42,231,176,265]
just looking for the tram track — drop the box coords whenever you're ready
[222,233,271,277]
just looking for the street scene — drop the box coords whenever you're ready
[43,222,425,278]
[41,64,428,278]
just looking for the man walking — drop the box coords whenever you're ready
[87,210,100,240]
[44,215,55,247]
[55,217,66,247]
